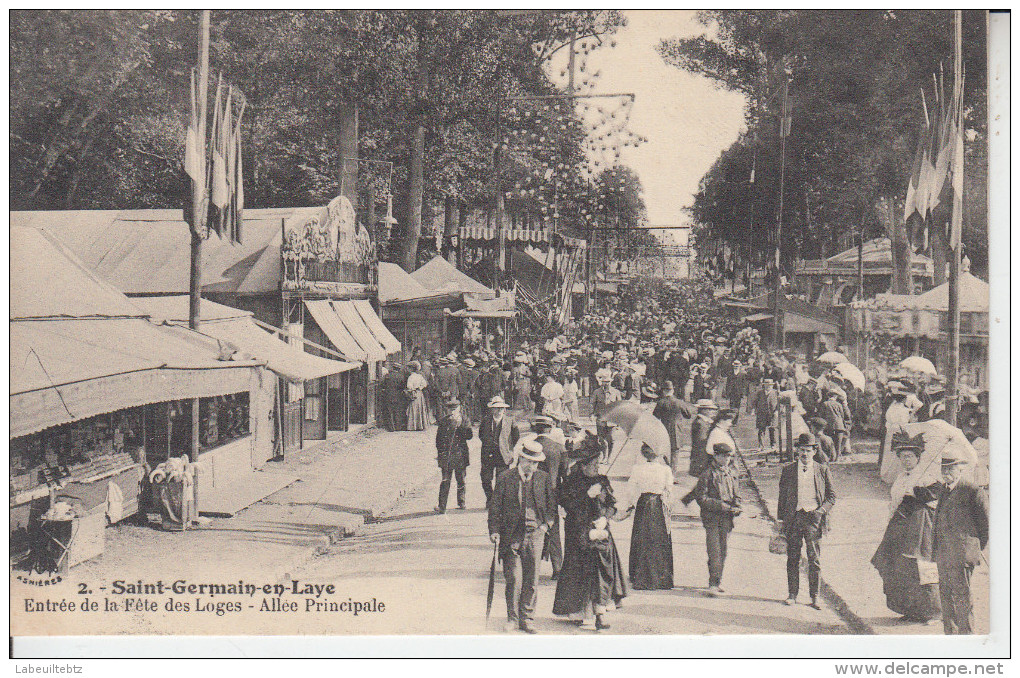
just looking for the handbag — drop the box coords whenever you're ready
[917,558,940,586]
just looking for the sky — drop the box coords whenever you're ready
[547,11,748,242]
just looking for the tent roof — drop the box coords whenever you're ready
[378,262,449,304]
[132,295,251,323]
[11,227,148,320]
[828,237,932,266]
[411,256,494,297]
[8,207,320,294]
[915,272,989,312]
[851,273,988,313]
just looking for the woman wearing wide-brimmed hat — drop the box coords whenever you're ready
[870,431,942,623]
[552,436,627,630]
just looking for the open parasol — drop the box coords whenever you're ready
[832,362,866,390]
[900,355,938,376]
[816,351,849,364]
[880,419,979,485]
[604,400,671,461]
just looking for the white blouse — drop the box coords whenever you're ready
[706,427,736,455]
[625,459,673,508]
[406,372,427,391]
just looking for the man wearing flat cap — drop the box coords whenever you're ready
[778,432,836,609]
[933,453,989,634]
[688,441,742,596]
[488,438,556,633]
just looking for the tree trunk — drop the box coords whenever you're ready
[402,124,425,272]
[890,200,914,294]
[443,196,456,265]
[339,104,358,207]
[930,223,947,287]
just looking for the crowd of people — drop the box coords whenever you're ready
[378,279,987,635]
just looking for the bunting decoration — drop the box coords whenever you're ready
[183,68,246,244]
[903,59,964,253]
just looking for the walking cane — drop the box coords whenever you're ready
[485,540,498,625]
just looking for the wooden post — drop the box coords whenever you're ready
[189,10,211,460]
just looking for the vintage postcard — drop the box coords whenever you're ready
[8,9,1004,656]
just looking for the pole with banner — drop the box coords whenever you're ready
[946,9,964,426]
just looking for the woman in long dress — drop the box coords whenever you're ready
[553,439,627,630]
[405,362,429,431]
[512,360,532,413]
[621,444,674,590]
[870,435,942,622]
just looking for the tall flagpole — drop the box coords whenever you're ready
[946,9,964,426]
[189,9,210,331]
[190,10,211,462]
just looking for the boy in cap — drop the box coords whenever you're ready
[488,439,556,633]
[777,433,836,609]
[933,454,989,635]
[689,442,742,596]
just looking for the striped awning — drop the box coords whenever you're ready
[304,299,398,363]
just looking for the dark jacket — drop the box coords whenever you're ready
[692,463,742,527]
[777,461,837,532]
[653,394,691,453]
[688,414,713,477]
[435,415,473,470]
[933,479,989,568]
[487,468,557,553]
[478,415,520,466]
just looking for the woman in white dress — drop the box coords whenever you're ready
[405,362,429,431]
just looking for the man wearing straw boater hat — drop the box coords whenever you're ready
[933,452,988,635]
[478,395,520,507]
[531,415,569,579]
[688,398,718,478]
[591,367,622,461]
[488,438,556,634]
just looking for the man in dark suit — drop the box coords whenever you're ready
[778,433,837,609]
[488,439,557,633]
[531,416,569,578]
[652,380,692,479]
[382,361,407,431]
[478,396,520,507]
[933,454,989,635]
[435,396,473,513]
[688,399,718,478]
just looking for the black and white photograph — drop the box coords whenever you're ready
[8,8,1005,659]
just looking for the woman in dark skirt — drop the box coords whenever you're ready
[870,439,942,622]
[552,437,627,630]
[621,444,675,589]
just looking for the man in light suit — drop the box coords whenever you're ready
[933,454,989,635]
[478,396,520,507]
[778,433,836,609]
[488,439,557,634]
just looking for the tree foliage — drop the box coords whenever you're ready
[11,10,635,273]
[659,10,988,276]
